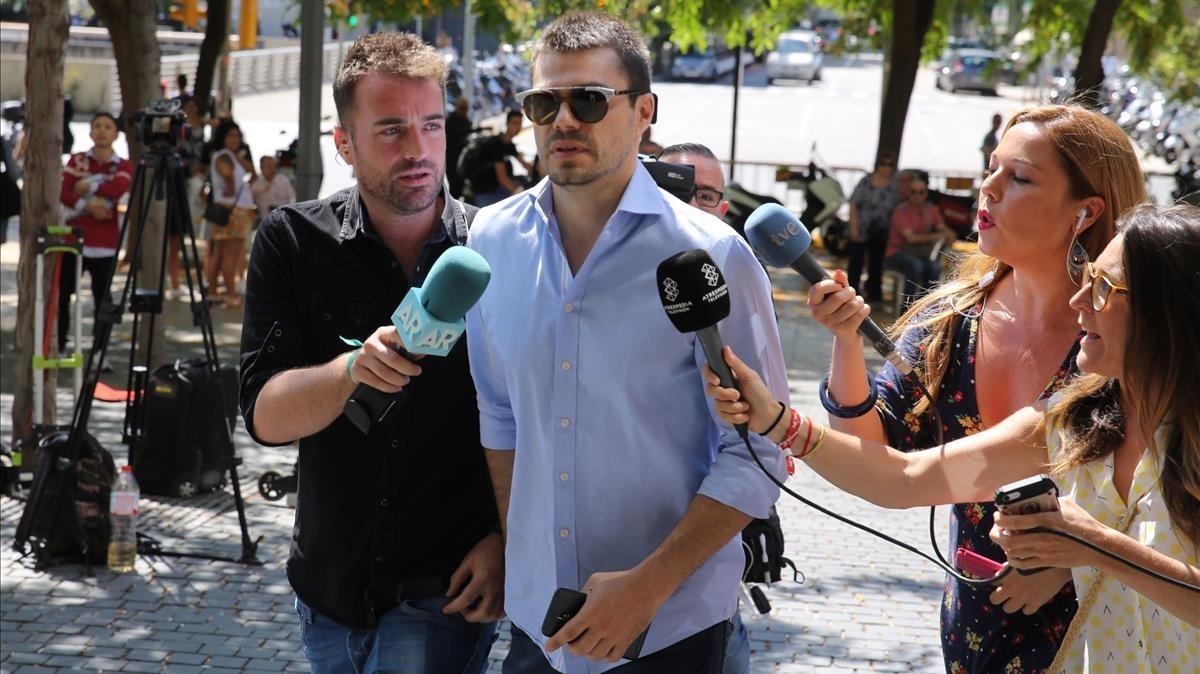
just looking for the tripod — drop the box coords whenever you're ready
[14,144,262,568]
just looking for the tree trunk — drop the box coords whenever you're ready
[12,0,68,445]
[194,0,232,115]
[876,0,936,165]
[1072,0,1121,109]
[90,0,167,368]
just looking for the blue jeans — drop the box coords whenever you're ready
[885,252,941,306]
[503,620,728,673]
[295,596,497,674]
[722,610,750,674]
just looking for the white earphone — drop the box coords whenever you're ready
[1075,208,1087,232]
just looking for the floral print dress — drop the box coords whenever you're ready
[874,303,1082,674]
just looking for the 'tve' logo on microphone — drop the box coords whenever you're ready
[392,289,465,356]
[751,219,805,260]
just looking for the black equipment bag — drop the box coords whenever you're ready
[741,506,787,584]
[15,427,116,566]
[133,359,237,498]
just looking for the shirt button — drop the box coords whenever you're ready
[559,528,569,538]
[390,440,399,448]
[560,360,571,371]
[266,345,275,353]
[559,472,569,482]
[273,329,282,337]
[564,303,574,313]
[375,555,384,563]
[379,498,388,507]
[322,312,332,321]
[560,417,570,428]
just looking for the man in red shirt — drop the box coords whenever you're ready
[58,112,132,356]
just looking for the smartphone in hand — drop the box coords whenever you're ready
[541,587,649,661]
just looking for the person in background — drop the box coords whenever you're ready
[251,156,296,221]
[58,112,132,364]
[657,142,729,220]
[982,113,1002,174]
[884,177,955,307]
[847,154,898,302]
[465,110,530,207]
[446,96,473,197]
[206,123,255,308]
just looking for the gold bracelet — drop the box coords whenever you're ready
[802,424,829,460]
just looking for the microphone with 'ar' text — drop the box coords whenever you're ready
[745,203,914,375]
[343,246,491,434]
[656,249,749,441]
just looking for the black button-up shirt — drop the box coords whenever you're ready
[239,185,498,629]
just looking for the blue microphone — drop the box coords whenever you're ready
[343,247,492,434]
[745,204,913,375]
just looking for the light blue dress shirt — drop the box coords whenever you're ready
[466,164,789,673]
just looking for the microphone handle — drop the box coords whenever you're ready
[343,383,408,435]
[697,325,749,440]
[789,254,914,376]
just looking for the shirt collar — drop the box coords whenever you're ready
[338,178,462,245]
[86,148,120,165]
[525,161,666,225]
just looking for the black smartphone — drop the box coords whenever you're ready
[540,587,649,661]
[994,475,1060,575]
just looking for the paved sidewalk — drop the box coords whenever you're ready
[1,235,948,673]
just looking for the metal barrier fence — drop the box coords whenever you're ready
[719,159,1179,216]
[157,43,346,104]
[717,160,980,215]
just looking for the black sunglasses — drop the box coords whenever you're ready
[515,86,652,126]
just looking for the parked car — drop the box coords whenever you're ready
[670,44,738,81]
[767,32,824,84]
[936,48,1001,95]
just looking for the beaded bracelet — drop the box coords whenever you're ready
[819,372,879,419]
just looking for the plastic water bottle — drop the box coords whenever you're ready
[107,465,139,572]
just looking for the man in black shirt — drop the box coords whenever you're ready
[465,110,530,206]
[445,96,473,198]
[239,33,502,674]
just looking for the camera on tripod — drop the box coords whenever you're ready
[129,98,188,154]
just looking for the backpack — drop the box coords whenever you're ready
[15,427,116,566]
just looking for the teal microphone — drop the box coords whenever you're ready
[344,247,492,434]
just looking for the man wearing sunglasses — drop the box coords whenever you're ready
[466,11,788,674]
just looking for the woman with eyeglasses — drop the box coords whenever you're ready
[884,178,956,307]
[846,154,900,302]
[704,203,1200,672]
[804,105,1148,673]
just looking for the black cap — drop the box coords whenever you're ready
[656,249,730,333]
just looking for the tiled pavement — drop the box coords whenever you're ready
[1,236,949,673]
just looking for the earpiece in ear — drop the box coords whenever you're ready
[1075,209,1087,232]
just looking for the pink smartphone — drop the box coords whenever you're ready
[956,547,1004,579]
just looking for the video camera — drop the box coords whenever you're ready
[130,98,188,154]
[639,154,695,203]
